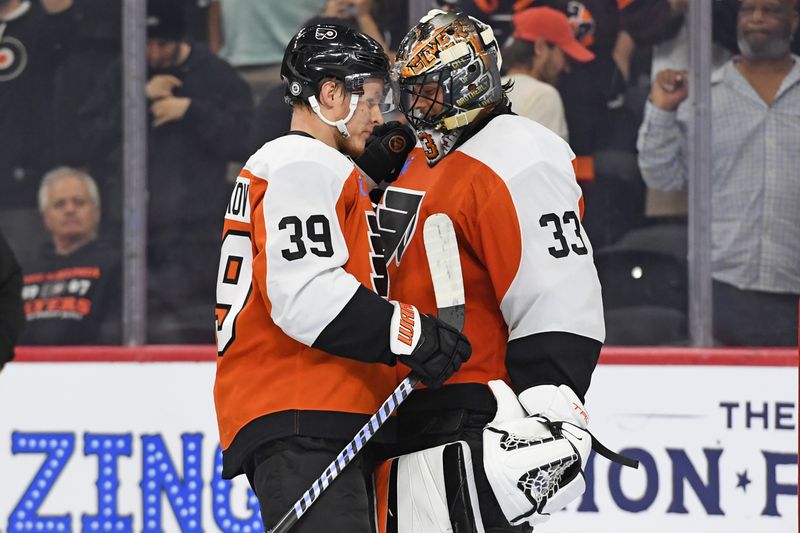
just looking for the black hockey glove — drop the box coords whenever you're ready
[389,302,472,389]
[354,121,415,185]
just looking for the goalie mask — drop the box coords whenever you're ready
[393,9,504,165]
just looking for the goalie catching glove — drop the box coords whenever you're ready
[483,380,638,527]
[389,301,471,388]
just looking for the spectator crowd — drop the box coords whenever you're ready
[0,0,797,350]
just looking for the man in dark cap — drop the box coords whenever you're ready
[79,0,254,343]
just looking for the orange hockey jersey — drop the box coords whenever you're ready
[214,133,398,477]
[377,114,605,403]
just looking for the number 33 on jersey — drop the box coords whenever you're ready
[376,116,605,387]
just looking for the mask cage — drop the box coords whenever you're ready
[396,68,456,131]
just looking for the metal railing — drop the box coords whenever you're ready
[121,0,148,346]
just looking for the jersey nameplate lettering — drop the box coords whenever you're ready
[225,176,251,223]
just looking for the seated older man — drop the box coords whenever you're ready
[18,166,121,345]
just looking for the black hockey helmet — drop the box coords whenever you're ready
[281,23,391,105]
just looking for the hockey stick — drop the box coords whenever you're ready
[267,213,465,533]
[423,213,466,331]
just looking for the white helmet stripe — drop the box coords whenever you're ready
[438,42,470,64]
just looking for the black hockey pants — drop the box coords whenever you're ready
[243,435,378,533]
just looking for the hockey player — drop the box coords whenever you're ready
[375,9,634,532]
[212,23,472,533]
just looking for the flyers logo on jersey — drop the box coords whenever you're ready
[376,188,425,267]
[364,211,389,298]
[225,177,251,223]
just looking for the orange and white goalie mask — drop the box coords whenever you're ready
[392,9,504,165]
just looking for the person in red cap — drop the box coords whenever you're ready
[501,6,594,140]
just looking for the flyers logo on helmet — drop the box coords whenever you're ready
[315,27,338,40]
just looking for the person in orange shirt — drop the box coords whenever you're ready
[212,22,471,533]
[374,9,625,532]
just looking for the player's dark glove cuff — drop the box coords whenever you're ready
[389,302,472,389]
[354,121,415,185]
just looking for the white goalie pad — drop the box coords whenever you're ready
[386,441,486,533]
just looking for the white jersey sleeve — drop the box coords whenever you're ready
[460,115,605,343]
[246,137,363,346]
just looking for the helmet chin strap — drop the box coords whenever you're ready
[308,93,360,139]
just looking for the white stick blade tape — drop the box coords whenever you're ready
[423,214,465,308]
